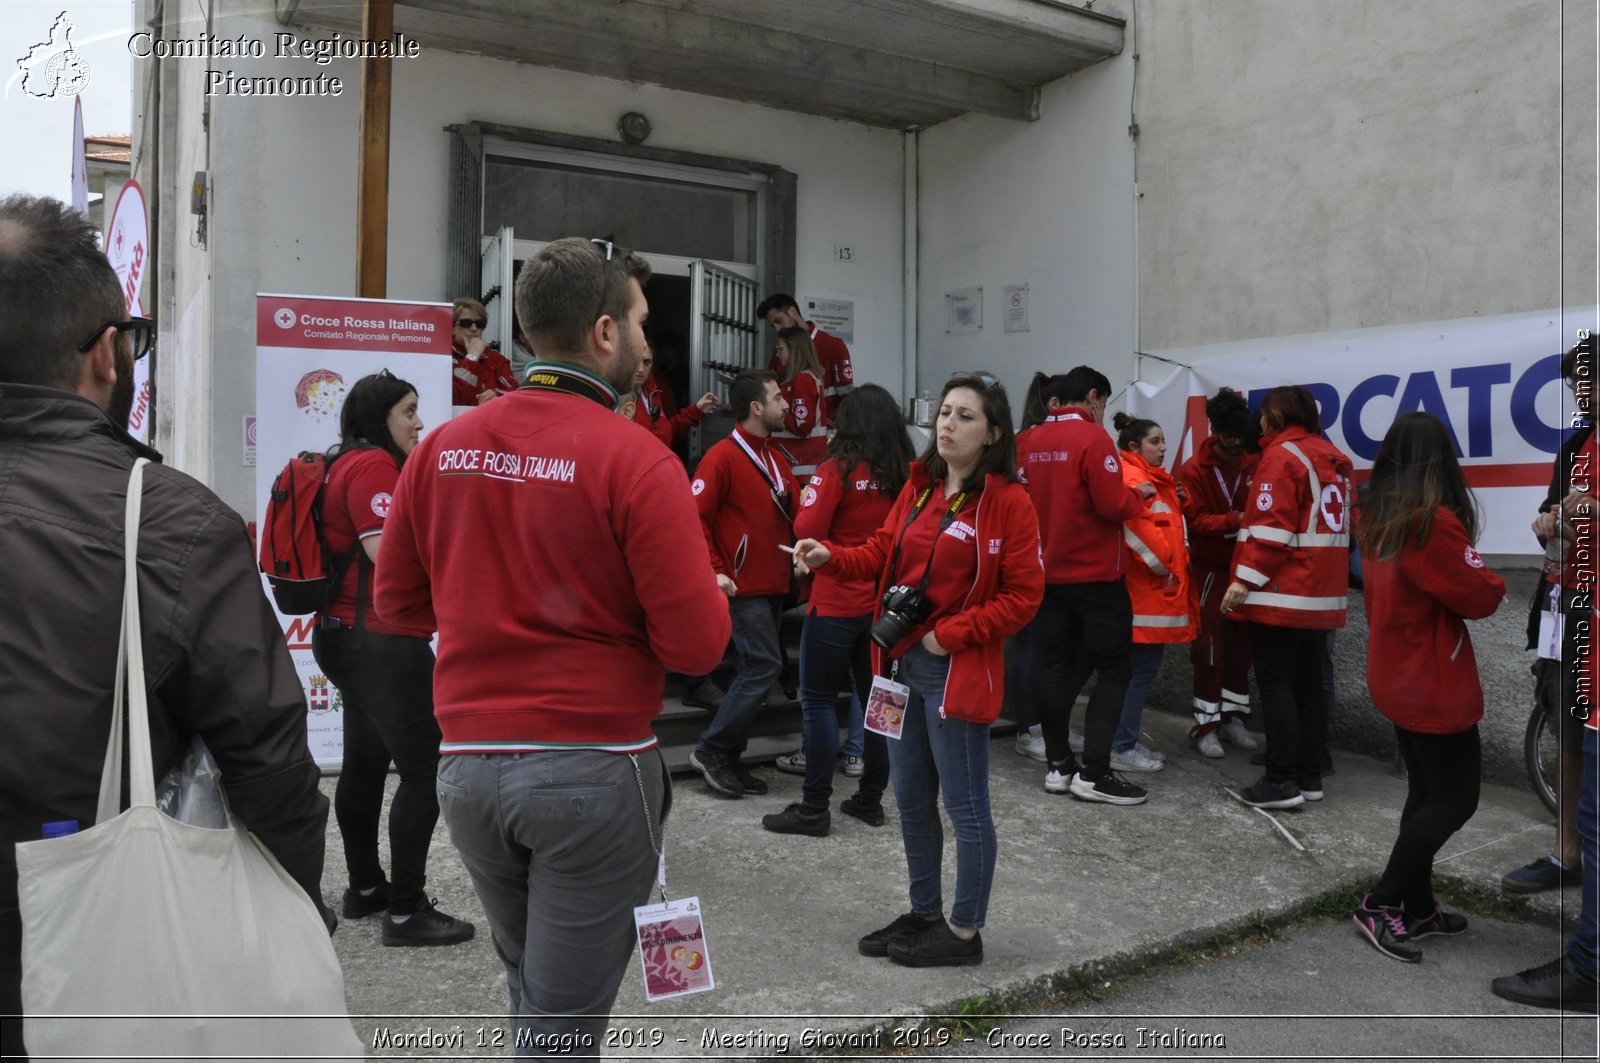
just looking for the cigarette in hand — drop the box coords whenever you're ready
[777,544,797,554]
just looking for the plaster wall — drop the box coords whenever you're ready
[1134,0,1597,353]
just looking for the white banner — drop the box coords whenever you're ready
[104,180,152,442]
[255,294,454,767]
[1129,307,1599,556]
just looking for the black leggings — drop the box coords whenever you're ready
[312,626,443,913]
[1373,724,1481,914]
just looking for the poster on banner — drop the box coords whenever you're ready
[255,294,453,766]
[104,181,153,442]
[1128,307,1599,555]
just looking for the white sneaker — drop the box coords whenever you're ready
[774,750,807,775]
[1068,726,1085,755]
[1220,718,1259,750]
[1135,741,1166,763]
[1044,769,1074,794]
[1196,732,1224,759]
[1015,731,1048,763]
[1109,746,1165,773]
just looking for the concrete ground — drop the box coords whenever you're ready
[326,703,1588,1059]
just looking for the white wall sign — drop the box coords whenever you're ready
[802,295,855,344]
[1003,284,1029,334]
[243,415,256,467]
[945,287,982,334]
[254,294,454,767]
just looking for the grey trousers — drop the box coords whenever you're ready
[437,750,668,1058]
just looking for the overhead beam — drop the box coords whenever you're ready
[355,0,393,297]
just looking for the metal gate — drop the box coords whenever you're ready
[688,260,761,459]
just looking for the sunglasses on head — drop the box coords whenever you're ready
[590,237,620,323]
[455,318,486,329]
[951,370,1000,389]
[76,317,155,361]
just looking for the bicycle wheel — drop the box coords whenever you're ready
[1524,699,1560,815]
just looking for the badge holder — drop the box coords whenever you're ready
[629,756,714,1003]
[865,673,910,740]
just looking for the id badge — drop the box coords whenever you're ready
[1538,593,1565,661]
[865,675,911,739]
[634,896,714,1002]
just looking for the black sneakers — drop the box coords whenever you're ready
[1352,893,1420,963]
[762,803,829,836]
[1490,955,1600,1013]
[688,748,744,797]
[887,922,983,968]
[341,881,390,919]
[1234,776,1305,809]
[732,762,768,796]
[1406,903,1468,939]
[1069,769,1149,805]
[858,912,941,957]
[381,898,475,948]
[681,679,726,710]
[840,795,886,827]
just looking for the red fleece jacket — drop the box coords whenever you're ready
[1177,437,1259,571]
[692,425,798,597]
[824,465,1044,724]
[1362,508,1505,733]
[374,368,730,752]
[793,458,898,617]
[1018,411,1144,584]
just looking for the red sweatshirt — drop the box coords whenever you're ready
[638,372,704,446]
[1230,426,1353,630]
[319,447,429,637]
[794,458,898,617]
[1362,508,1505,733]
[692,424,799,597]
[1120,450,1196,644]
[768,322,853,422]
[451,345,519,405]
[772,368,828,474]
[1177,437,1260,571]
[374,362,731,753]
[825,465,1044,724]
[1018,410,1144,584]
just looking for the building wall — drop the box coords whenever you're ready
[916,51,1138,411]
[176,0,907,515]
[1134,0,1597,353]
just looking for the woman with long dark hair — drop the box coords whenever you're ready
[763,384,914,836]
[1220,385,1352,809]
[1352,412,1505,961]
[793,374,1043,967]
[311,371,474,946]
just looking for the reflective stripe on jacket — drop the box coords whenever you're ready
[1121,449,1197,643]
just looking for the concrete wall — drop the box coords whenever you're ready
[164,0,908,515]
[1134,0,1597,352]
[916,50,1137,411]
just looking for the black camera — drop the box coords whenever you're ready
[869,584,932,649]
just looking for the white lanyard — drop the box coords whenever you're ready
[1212,465,1242,507]
[731,430,790,518]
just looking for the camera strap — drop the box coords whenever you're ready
[885,485,969,599]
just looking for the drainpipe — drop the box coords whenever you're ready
[902,128,919,404]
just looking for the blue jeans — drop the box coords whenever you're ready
[890,644,997,930]
[1568,727,1598,976]
[799,611,889,810]
[697,596,783,761]
[437,750,667,1058]
[1005,615,1043,731]
[841,693,866,759]
[1114,643,1166,753]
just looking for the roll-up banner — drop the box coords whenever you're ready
[1129,307,1598,556]
[255,295,454,768]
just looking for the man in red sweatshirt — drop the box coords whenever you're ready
[757,293,854,423]
[689,369,799,797]
[375,237,730,1055]
[1018,366,1155,806]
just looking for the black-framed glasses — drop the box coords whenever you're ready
[454,317,486,329]
[952,370,1000,389]
[76,317,155,361]
[590,237,617,324]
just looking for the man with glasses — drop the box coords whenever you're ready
[0,195,335,1059]
[449,296,518,406]
[376,236,730,1054]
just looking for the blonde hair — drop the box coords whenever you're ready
[776,325,822,385]
[451,297,487,323]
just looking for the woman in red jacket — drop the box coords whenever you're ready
[1109,413,1195,774]
[793,373,1044,968]
[772,326,829,475]
[1220,385,1352,809]
[1352,412,1506,962]
[762,385,915,836]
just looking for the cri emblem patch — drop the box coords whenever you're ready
[371,492,392,518]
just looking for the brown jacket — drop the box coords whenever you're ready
[0,385,332,965]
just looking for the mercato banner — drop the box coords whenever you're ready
[1129,307,1598,556]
